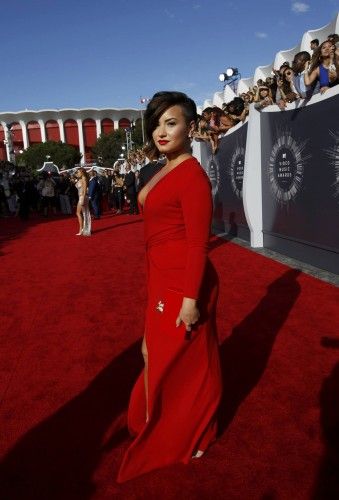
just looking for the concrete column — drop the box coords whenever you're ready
[38,119,46,142]
[57,119,65,142]
[114,119,119,130]
[96,119,102,138]
[1,122,11,161]
[77,118,85,164]
[19,121,29,150]
[243,105,263,247]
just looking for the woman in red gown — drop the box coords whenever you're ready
[117,91,222,483]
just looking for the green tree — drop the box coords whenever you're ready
[92,121,145,166]
[92,129,125,166]
[19,141,81,170]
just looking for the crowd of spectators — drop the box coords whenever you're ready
[0,147,152,220]
[1,34,338,204]
[194,33,339,152]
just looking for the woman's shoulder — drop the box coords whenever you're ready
[181,156,205,172]
[178,157,211,195]
[181,157,209,180]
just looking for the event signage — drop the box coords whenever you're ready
[261,93,339,256]
[200,123,249,239]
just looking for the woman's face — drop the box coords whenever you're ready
[321,42,332,57]
[260,89,269,98]
[152,105,192,156]
[284,69,294,81]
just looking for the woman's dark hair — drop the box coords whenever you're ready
[281,67,298,103]
[227,97,245,116]
[211,106,223,126]
[309,40,333,72]
[77,167,89,188]
[144,91,197,160]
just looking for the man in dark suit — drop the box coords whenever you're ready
[124,163,139,215]
[138,157,166,191]
[88,169,101,219]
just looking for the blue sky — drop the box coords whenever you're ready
[1,0,338,111]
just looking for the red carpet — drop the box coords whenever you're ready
[0,213,338,499]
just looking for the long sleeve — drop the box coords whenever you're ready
[179,168,213,299]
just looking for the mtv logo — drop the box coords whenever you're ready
[282,153,286,159]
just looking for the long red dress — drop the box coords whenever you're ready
[117,157,222,483]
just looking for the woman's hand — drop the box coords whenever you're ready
[176,297,200,331]
[277,99,286,111]
[329,69,337,83]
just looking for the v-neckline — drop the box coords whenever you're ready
[138,157,191,209]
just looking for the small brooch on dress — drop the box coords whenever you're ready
[156,300,164,313]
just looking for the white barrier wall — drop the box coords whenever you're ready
[195,85,339,274]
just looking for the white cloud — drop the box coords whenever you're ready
[291,2,310,13]
[255,32,268,39]
[164,8,183,23]
[164,8,175,19]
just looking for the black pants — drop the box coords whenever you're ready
[90,194,101,218]
[127,190,139,214]
[113,188,124,211]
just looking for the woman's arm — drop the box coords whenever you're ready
[304,66,319,86]
[176,164,213,330]
[180,165,212,299]
[79,178,86,205]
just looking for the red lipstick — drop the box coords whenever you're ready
[158,140,169,145]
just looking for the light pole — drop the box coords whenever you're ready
[125,128,132,153]
[125,120,135,155]
[140,97,149,144]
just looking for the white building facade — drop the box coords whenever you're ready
[0,107,142,163]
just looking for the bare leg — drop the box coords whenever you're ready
[76,203,83,234]
[141,336,149,422]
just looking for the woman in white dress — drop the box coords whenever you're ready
[75,168,91,236]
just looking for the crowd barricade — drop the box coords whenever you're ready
[193,121,249,241]
[194,85,339,274]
